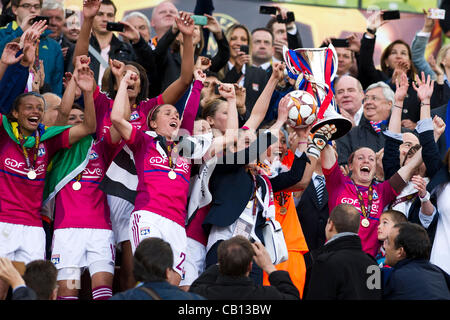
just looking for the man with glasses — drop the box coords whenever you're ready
[0,0,64,96]
[335,81,396,172]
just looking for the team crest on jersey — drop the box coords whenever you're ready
[89,151,99,160]
[372,190,379,201]
[130,111,140,121]
[140,227,151,236]
[37,145,46,157]
[51,254,60,265]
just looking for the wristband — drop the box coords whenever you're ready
[306,144,320,160]
[420,102,430,107]
[366,27,376,35]
[393,104,403,109]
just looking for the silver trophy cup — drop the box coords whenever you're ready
[283,44,352,140]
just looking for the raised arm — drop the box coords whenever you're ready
[217,82,239,132]
[68,64,97,145]
[72,0,101,66]
[243,61,285,131]
[413,71,443,179]
[161,12,195,105]
[110,70,135,141]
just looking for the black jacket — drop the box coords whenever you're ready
[335,115,387,166]
[304,234,382,300]
[221,64,269,120]
[189,264,300,300]
[431,102,448,160]
[88,33,136,84]
[383,259,450,300]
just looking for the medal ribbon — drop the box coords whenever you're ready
[352,180,374,220]
[18,129,40,173]
[389,192,418,209]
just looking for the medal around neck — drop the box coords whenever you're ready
[72,181,82,191]
[27,170,37,180]
[361,218,370,228]
[168,170,177,180]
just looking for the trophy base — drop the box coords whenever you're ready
[311,116,353,141]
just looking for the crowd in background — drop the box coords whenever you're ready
[0,0,449,301]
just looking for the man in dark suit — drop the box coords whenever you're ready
[189,236,300,300]
[304,203,381,300]
[383,222,450,300]
[295,163,329,269]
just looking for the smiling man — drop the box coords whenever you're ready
[336,81,395,167]
[334,75,364,126]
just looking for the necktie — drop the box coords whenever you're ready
[316,175,325,206]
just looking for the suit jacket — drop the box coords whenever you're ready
[12,286,37,300]
[383,259,450,300]
[189,264,300,300]
[110,281,204,300]
[296,178,329,253]
[335,115,387,166]
[304,234,382,300]
[221,64,269,120]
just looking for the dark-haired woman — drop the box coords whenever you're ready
[358,11,450,127]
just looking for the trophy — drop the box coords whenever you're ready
[283,44,352,140]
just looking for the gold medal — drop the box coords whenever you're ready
[361,218,370,228]
[246,201,252,209]
[280,207,287,215]
[72,181,82,191]
[168,170,177,180]
[27,170,37,180]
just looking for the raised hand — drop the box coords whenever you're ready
[412,71,434,103]
[83,0,101,19]
[119,21,140,44]
[121,69,139,88]
[271,61,286,82]
[421,8,435,33]
[394,72,409,103]
[194,56,211,71]
[74,64,95,93]
[234,84,246,114]
[176,11,194,36]
[218,83,236,101]
[203,14,222,36]
[193,68,206,83]
[411,174,428,198]
[432,115,446,141]
[110,58,125,81]
[1,42,23,65]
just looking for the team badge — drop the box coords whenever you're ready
[51,254,60,265]
[140,227,151,236]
